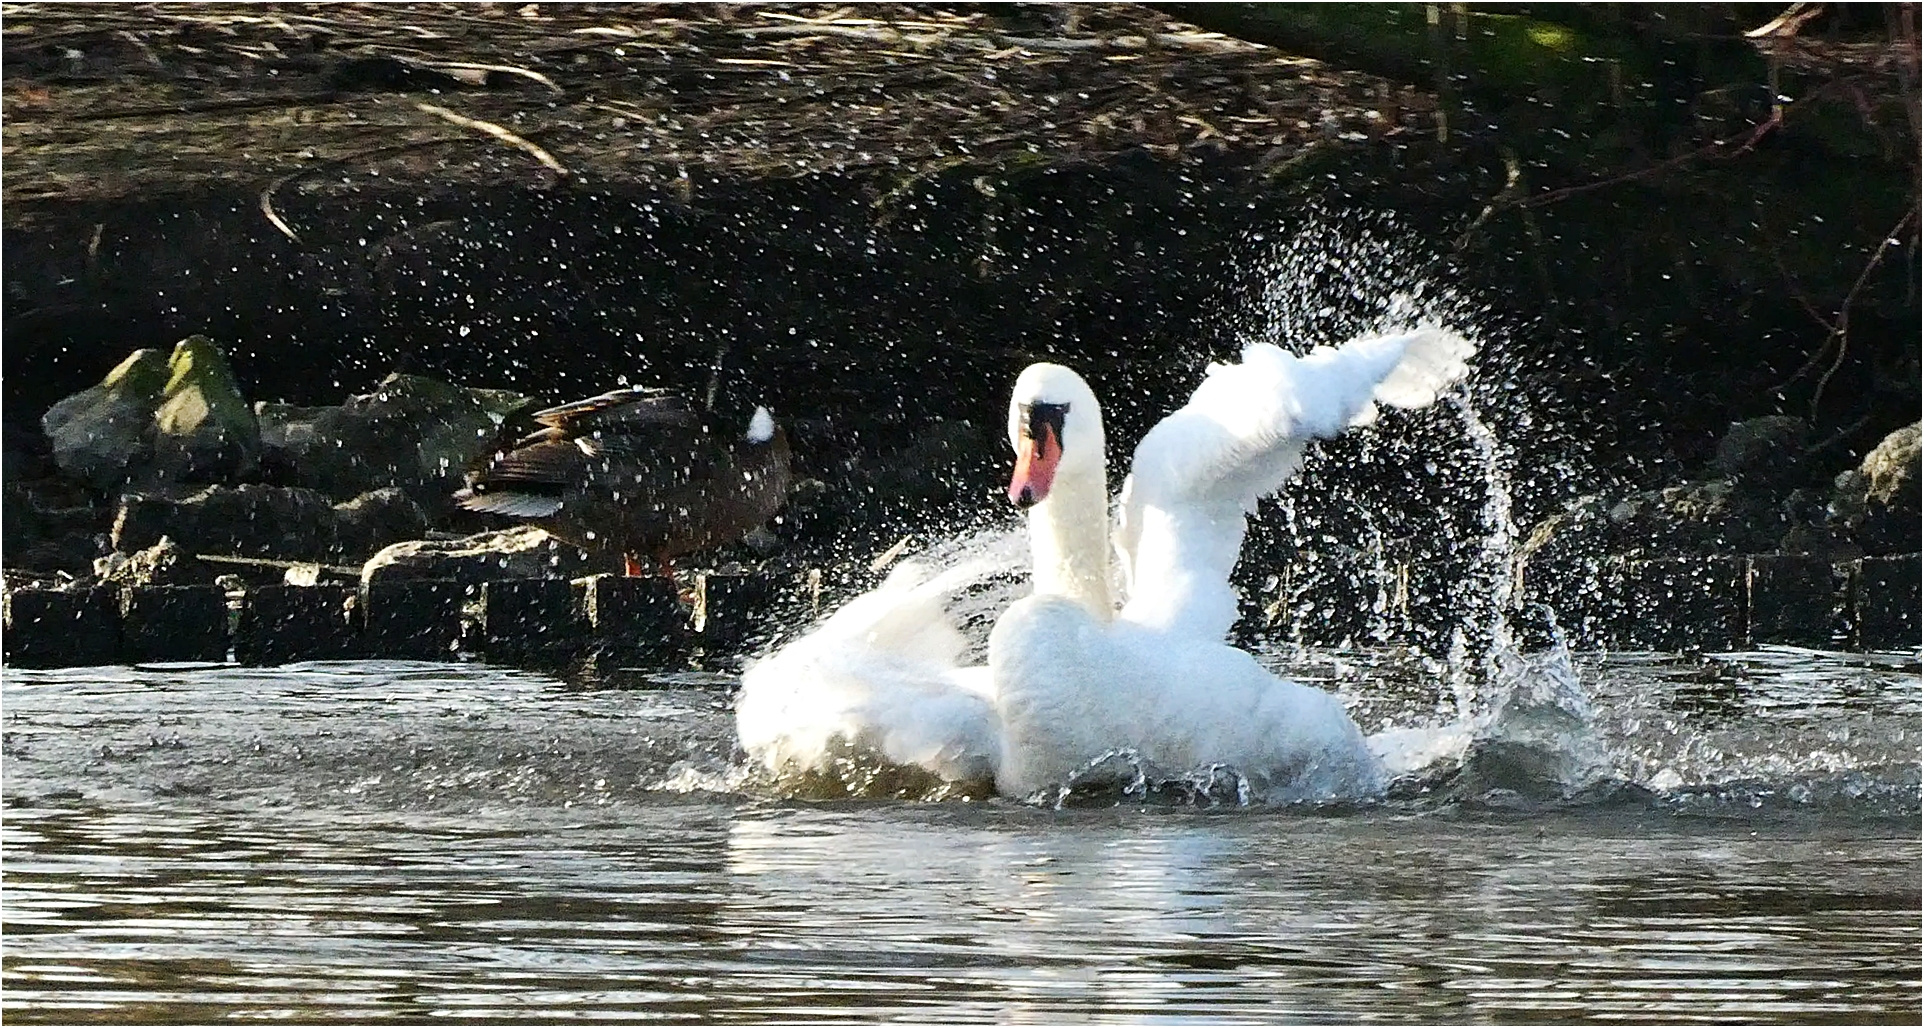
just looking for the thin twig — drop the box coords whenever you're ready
[258,138,466,243]
[196,553,363,575]
[1806,203,1920,416]
[1803,411,1875,459]
[1453,145,1522,251]
[1768,246,1844,334]
[258,174,302,242]
[1515,106,1785,211]
[432,61,562,93]
[416,102,570,177]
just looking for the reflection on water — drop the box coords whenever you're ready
[3,654,1919,1023]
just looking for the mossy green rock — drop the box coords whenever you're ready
[1861,423,1920,508]
[151,334,261,484]
[39,348,169,492]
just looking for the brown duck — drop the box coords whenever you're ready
[454,387,791,575]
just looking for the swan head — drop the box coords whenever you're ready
[1007,362,1105,508]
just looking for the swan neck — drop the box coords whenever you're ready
[1028,471,1113,619]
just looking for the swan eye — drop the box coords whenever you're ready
[1020,402,1070,443]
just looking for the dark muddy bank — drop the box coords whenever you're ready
[4,4,1918,649]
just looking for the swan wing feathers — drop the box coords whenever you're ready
[1129,326,1473,511]
[1114,326,1474,637]
[1353,325,1479,425]
[735,555,1001,785]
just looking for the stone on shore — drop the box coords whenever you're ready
[39,348,169,492]
[361,526,621,588]
[256,374,531,507]
[150,334,261,485]
[1831,422,1921,555]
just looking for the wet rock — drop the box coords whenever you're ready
[1710,415,1808,492]
[1861,423,1919,505]
[113,484,338,561]
[331,487,431,562]
[360,525,621,588]
[256,373,531,507]
[39,348,169,492]
[1522,478,1788,573]
[1774,502,1863,561]
[1831,422,1920,555]
[149,334,260,485]
[2,482,109,573]
[1517,478,1800,627]
[4,413,61,484]
[38,337,261,494]
[95,537,220,589]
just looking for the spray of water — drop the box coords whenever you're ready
[1222,209,1611,797]
[741,207,1617,804]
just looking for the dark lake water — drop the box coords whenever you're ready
[3,650,1918,1024]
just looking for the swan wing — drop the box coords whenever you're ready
[735,552,1005,786]
[1117,326,1474,637]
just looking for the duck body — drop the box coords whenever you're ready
[456,387,790,572]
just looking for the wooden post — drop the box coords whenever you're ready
[236,584,361,665]
[362,579,465,661]
[694,571,773,657]
[1854,554,1921,650]
[1619,556,1746,651]
[576,574,688,664]
[1747,555,1846,648]
[480,578,586,662]
[2,588,121,668]
[121,585,229,663]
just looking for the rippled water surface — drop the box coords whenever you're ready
[4,651,1919,1024]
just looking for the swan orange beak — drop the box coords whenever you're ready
[1008,425,1061,508]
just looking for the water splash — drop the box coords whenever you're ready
[724,210,1912,811]
[1043,749,1261,809]
[1226,211,1615,799]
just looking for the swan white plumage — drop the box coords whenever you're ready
[735,326,1476,800]
[734,546,1006,784]
[992,328,1475,798]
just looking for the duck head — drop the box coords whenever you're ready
[1006,363,1105,508]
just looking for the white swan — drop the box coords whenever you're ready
[991,328,1474,799]
[735,327,1475,800]
[734,533,1015,785]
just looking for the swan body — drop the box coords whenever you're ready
[989,594,1379,800]
[993,328,1472,799]
[737,325,1476,801]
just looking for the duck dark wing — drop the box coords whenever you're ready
[455,388,698,518]
[455,436,585,517]
[533,387,696,436]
